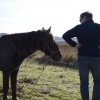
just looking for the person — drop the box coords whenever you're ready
[62,11,100,100]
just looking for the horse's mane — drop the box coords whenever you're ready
[0,29,54,57]
[0,31,38,56]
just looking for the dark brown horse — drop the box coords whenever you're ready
[0,27,62,100]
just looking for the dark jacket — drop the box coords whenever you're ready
[62,19,100,57]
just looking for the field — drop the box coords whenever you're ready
[0,42,93,100]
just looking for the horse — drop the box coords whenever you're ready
[0,27,62,100]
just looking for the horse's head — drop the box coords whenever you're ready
[37,27,62,61]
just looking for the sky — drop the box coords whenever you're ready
[0,0,100,37]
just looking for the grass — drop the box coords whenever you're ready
[0,42,93,100]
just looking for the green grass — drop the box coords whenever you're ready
[0,42,93,100]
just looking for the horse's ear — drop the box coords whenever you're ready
[47,26,51,34]
[42,27,44,31]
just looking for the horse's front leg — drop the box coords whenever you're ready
[2,71,10,100]
[10,68,19,100]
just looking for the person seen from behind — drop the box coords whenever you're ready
[62,11,100,100]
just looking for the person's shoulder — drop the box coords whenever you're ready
[93,22,100,27]
[94,22,100,25]
[74,24,81,29]
[73,24,81,28]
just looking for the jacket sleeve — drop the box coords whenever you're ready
[62,25,78,47]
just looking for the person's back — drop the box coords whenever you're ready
[76,20,100,57]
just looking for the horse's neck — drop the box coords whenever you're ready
[16,32,40,57]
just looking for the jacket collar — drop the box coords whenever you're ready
[84,19,94,23]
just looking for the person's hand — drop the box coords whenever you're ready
[75,43,82,49]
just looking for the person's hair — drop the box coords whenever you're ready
[80,11,93,19]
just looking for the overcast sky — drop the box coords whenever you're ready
[0,0,100,36]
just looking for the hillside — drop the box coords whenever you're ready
[55,36,78,43]
[54,36,64,41]
[0,33,7,37]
